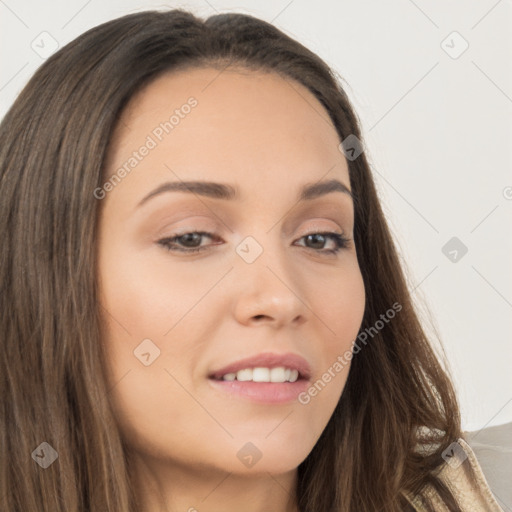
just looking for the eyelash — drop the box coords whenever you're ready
[157,230,351,255]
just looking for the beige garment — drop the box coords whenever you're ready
[403,438,504,511]
[464,423,512,509]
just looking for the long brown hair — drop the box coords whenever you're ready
[0,8,479,511]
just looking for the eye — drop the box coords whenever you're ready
[157,231,218,253]
[294,231,351,254]
[157,230,351,255]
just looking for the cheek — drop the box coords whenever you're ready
[312,259,366,346]
[97,244,201,339]
[96,243,221,406]
[295,260,365,414]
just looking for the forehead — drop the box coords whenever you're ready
[118,65,336,132]
[104,66,349,201]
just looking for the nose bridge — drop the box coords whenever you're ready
[234,222,290,279]
[231,226,308,325]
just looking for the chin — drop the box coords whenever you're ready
[209,438,314,476]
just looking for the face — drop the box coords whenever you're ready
[96,66,365,477]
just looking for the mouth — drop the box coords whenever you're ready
[207,352,311,404]
[209,366,304,383]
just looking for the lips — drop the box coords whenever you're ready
[208,351,312,381]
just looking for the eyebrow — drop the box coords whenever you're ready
[137,178,352,208]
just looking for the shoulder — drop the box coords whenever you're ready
[404,437,504,511]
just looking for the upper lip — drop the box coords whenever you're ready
[208,351,312,380]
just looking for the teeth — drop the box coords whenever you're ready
[289,369,299,383]
[236,369,253,382]
[252,367,270,382]
[220,367,301,382]
[270,367,286,382]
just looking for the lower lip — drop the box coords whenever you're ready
[208,378,310,404]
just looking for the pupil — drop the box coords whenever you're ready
[181,233,201,247]
[308,234,324,249]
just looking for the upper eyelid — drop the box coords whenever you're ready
[149,203,352,233]
[159,214,350,236]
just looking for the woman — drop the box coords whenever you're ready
[0,8,503,512]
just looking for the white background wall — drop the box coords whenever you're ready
[1,0,511,432]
